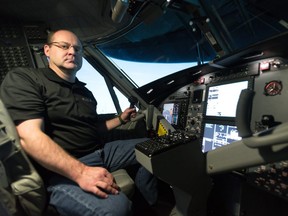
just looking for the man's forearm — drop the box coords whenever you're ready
[17,120,85,183]
[105,116,123,130]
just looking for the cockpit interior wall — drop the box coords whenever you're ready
[0,21,48,84]
[0,22,32,83]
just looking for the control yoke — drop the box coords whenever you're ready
[128,96,175,132]
[236,89,254,138]
[133,108,153,130]
[236,89,288,148]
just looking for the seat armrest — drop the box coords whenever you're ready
[112,169,135,199]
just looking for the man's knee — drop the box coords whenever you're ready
[49,184,132,216]
[94,193,132,216]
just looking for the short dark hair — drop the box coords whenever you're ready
[46,29,78,44]
[46,30,56,44]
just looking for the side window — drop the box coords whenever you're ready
[77,58,129,114]
[114,87,130,111]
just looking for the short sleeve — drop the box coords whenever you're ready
[0,68,45,125]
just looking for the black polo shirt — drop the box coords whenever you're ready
[0,67,103,158]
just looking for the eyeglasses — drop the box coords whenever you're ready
[48,41,83,53]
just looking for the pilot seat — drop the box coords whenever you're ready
[0,99,135,216]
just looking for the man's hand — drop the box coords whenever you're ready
[16,118,119,199]
[105,107,137,130]
[76,166,120,198]
[121,107,136,121]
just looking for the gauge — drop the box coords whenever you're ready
[264,80,282,96]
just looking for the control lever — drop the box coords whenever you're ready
[146,105,154,130]
[128,96,138,108]
[128,96,154,130]
[128,96,144,121]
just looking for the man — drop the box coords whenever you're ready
[0,30,157,215]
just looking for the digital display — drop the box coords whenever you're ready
[162,103,179,125]
[202,123,241,152]
[205,80,248,118]
[192,89,203,103]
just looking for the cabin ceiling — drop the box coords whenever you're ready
[0,0,166,42]
[1,0,287,63]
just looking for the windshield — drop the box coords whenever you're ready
[97,0,288,87]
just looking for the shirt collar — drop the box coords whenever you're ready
[43,67,87,86]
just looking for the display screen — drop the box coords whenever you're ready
[205,80,249,118]
[202,122,242,152]
[162,103,179,125]
[192,89,203,103]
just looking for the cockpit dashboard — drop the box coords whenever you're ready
[157,55,288,211]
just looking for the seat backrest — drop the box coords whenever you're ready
[0,99,47,216]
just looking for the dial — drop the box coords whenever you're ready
[264,80,282,96]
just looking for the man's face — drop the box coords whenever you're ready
[44,30,83,73]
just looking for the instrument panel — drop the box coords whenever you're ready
[160,58,288,136]
[159,57,288,201]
